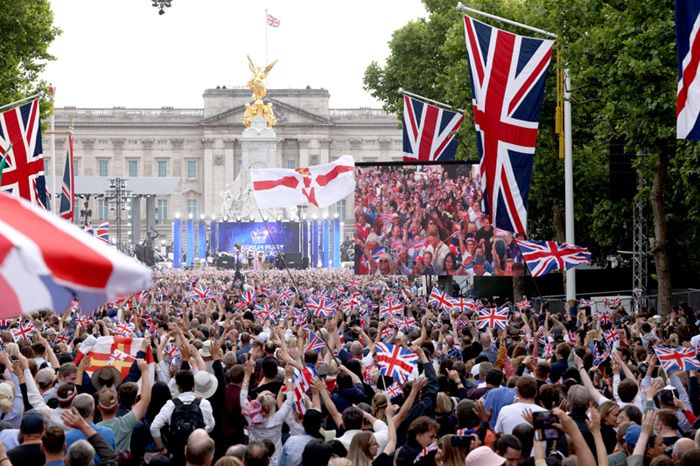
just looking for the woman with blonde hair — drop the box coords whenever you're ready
[371,392,388,423]
[0,353,23,428]
[434,435,471,466]
[347,406,398,466]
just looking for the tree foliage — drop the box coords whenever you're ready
[364,0,700,307]
[0,0,60,109]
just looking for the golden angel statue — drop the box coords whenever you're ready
[243,56,278,128]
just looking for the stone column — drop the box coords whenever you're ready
[223,138,235,189]
[170,139,185,178]
[319,138,332,164]
[141,139,154,176]
[298,138,310,168]
[112,139,125,174]
[202,138,215,218]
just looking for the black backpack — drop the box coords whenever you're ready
[169,398,205,450]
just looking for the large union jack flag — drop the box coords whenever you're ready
[463,16,554,235]
[476,306,509,330]
[676,0,700,139]
[402,94,464,162]
[0,99,49,208]
[375,342,418,383]
[515,239,591,277]
[59,134,75,221]
[654,346,700,373]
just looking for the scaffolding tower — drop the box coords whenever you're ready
[632,173,648,313]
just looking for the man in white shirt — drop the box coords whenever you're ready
[151,370,215,456]
[495,376,546,435]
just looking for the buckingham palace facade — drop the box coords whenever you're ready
[51,87,402,243]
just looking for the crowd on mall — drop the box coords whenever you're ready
[353,165,523,277]
[0,269,697,466]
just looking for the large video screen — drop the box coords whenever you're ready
[217,222,301,259]
[354,163,524,277]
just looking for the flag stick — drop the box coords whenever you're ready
[455,3,557,38]
[265,9,269,66]
[398,88,465,113]
[0,93,42,113]
[252,202,342,368]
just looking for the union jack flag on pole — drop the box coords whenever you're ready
[463,16,554,235]
[0,98,49,208]
[305,331,325,353]
[476,306,509,330]
[375,342,418,383]
[653,346,700,373]
[266,12,280,28]
[515,239,592,277]
[676,0,700,139]
[58,133,75,221]
[402,94,464,162]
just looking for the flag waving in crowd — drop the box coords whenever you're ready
[251,155,355,209]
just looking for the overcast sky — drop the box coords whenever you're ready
[43,0,428,109]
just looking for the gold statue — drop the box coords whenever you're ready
[243,56,278,128]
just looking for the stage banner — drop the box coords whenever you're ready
[332,218,341,268]
[322,219,329,268]
[198,220,206,259]
[217,222,300,259]
[210,221,217,256]
[173,218,182,269]
[186,219,195,267]
[311,220,319,268]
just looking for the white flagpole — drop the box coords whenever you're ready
[564,70,576,301]
[456,3,557,38]
[398,88,465,113]
[0,93,43,113]
[49,86,57,213]
[265,9,269,65]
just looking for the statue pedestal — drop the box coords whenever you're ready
[232,116,279,219]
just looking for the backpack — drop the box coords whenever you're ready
[169,398,205,451]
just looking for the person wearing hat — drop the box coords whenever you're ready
[465,446,506,466]
[96,359,151,455]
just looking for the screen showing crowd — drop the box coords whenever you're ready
[354,163,524,277]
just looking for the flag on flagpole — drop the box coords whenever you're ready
[267,12,280,27]
[59,133,75,221]
[402,94,464,162]
[463,15,554,235]
[676,0,700,139]
[0,98,49,208]
[251,155,355,209]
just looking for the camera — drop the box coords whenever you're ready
[533,411,560,440]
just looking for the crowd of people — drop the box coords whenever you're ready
[0,268,698,466]
[353,164,523,277]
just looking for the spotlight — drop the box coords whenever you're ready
[175,212,181,219]
[333,213,339,219]
[188,213,193,220]
[200,214,205,220]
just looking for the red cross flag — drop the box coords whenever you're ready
[0,191,151,317]
[75,335,153,379]
[251,155,355,208]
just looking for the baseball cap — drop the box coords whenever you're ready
[36,368,55,388]
[465,446,506,466]
[20,413,44,435]
[624,424,642,448]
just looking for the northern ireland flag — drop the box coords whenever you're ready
[0,191,151,317]
[251,155,355,208]
[75,335,153,379]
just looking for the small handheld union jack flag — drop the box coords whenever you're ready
[241,289,257,305]
[516,296,532,311]
[190,284,213,303]
[305,332,326,353]
[593,350,610,367]
[375,342,418,384]
[428,288,454,311]
[384,382,403,400]
[11,322,35,342]
[114,322,134,338]
[476,307,509,330]
[55,332,72,344]
[306,297,336,318]
[394,316,417,333]
[380,298,404,319]
[254,304,277,324]
[450,297,479,314]
[278,288,294,303]
[603,297,622,310]
[654,346,700,373]
[604,329,620,347]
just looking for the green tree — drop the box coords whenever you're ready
[0,0,60,109]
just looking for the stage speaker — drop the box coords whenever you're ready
[609,137,637,200]
[282,253,305,269]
